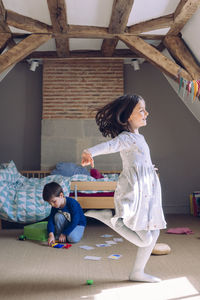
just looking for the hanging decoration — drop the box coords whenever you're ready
[178,73,200,103]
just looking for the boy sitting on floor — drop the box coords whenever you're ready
[43,182,86,246]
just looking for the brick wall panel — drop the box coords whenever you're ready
[42,59,124,119]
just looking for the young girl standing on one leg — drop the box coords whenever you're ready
[81,94,166,283]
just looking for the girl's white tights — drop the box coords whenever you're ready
[84,209,160,283]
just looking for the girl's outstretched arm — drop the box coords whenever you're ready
[81,150,94,167]
[81,132,135,167]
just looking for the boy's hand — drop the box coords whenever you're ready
[81,151,94,168]
[48,232,55,246]
[59,233,66,243]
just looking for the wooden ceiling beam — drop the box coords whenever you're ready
[167,0,200,35]
[164,35,200,79]
[51,27,165,40]
[0,32,11,49]
[118,35,192,81]
[0,0,8,32]
[139,34,165,40]
[58,25,112,39]
[0,33,51,73]
[155,42,166,52]
[101,39,119,57]
[108,0,134,34]
[0,0,16,51]
[1,23,165,40]
[128,14,174,34]
[54,36,69,58]
[47,0,69,57]
[6,10,52,33]
[102,0,134,57]
[26,49,139,59]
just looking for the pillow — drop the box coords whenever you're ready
[0,160,22,183]
[51,162,90,177]
[90,168,104,179]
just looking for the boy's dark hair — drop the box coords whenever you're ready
[43,182,63,202]
[95,94,143,138]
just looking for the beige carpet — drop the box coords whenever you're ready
[0,214,200,300]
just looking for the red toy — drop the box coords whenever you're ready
[63,243,72,249]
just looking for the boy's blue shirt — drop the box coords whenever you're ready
[47,197,86,236]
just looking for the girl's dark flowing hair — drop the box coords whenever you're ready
[95,94,143,138]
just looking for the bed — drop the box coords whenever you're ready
[20,169,118,209]
[0,161,120,229]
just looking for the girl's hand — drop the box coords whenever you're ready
[153,164,158,171]
[81,150,94,168]
[59,233,66,243]
[48,232,55,246]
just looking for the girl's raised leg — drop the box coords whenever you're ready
[85,209,153,247]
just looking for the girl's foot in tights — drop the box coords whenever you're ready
[129,272,161,283]
[129,229,161,283]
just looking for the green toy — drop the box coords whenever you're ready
[86,280,94,285]
[23,221,48,241]
[18,235,26,241]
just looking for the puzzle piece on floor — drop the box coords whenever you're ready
[113,238,123,242]
[108,254,122,260]
[105,240,117,245]
[100,234,113,238]
[84,256,101,261]
[96,243,111,247]
[79,245,95,250]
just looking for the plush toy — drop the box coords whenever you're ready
[152,243,171,255]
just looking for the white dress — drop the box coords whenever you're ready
[88,131,166,231]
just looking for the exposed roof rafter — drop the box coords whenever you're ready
[0,0,15,50]
[167,0,200,35]
[0,32,11,50]
[26,48,139,59]
[101,0,134,57]
[47,0,69,57]
[118,35,192,81]
[6,9,52,33]
[128,14,173,34]
[164,35,200,79]
[0,33,51,73]
[0,0,8,32]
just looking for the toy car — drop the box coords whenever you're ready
[18,235,26,241]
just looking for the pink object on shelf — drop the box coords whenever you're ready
[166,227,194,235]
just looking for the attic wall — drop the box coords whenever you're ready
[41,59,124,169]
[0,62,42,170]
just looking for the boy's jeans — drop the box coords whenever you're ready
[54,212,85,243]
